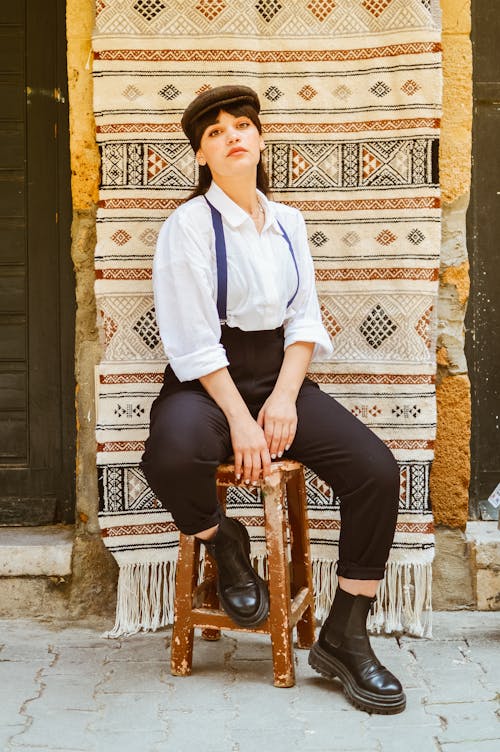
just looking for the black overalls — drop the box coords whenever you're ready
[141,201,399,581]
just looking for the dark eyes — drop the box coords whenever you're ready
[207,120,250,137]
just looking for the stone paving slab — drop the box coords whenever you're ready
[0,612,498,752]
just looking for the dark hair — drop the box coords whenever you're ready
[186,102,270,200]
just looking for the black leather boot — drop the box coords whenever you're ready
[309,586,406,714]
[204,516,269,627]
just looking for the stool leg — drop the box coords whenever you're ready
[263,474,295,688]
[287,470,316,649]
[200,482,227,641]
[201,551,221,641]
[171,534,199,676]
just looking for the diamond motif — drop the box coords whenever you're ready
[196,0,227,21]
[159,84,180,100]
[111,230,131,246]
[359,304,397,350]
[310,231,328,248]
[362,0,392,18]
[333,84,352,100]
[133,309,160,350]
[264,86,283,101]
[96,0,106,16]
[255,0,282,22]
[401,79,420,96]
[140,229,158,247]
[133,0,166,22]
[298,85,318,101]
[407,229,425,245]
[307,0,336,22]
[342,231,360,247]
[370,80,391,97]
[376,229,397,245]
[123,85,142,101]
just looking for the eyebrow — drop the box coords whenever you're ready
[212,113,248,125]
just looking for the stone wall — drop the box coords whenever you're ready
[65,0,474,614]
[67,0,118,616]
[430,1,474,609]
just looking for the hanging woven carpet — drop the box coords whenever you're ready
[94,0,442,638]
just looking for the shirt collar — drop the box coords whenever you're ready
[205,182,282,235]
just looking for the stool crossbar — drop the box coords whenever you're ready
[170,460,316,687]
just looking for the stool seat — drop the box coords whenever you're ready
[170,460,316,687]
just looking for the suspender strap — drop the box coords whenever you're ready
[276,219,300,309]
[205,197,300,320]
[205,197,227,321]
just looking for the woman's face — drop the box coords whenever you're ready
[196,110,265,180]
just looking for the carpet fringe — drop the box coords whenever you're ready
[103,557,432,639]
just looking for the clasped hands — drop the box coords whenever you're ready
[229,390,297,486]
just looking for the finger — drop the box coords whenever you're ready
[263,420,275,451]
[276,428,290,458]
[261,446,272,481]
[234,450,243,481]
[251,451,262,484]
[256,409,264,428]
[284,424,297,453]
[269,424,283,459]
[278,421,296,457]
[242,451,253,485]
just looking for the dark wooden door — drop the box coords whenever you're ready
[466,0,500,519]
[0,0,74,525]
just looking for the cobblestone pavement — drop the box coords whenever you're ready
[0,612,498,752]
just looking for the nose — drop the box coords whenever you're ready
[226,127,240,144]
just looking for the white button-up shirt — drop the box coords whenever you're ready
[153,181,333,382]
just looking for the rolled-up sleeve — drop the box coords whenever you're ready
[153,208,229,382]
[283,211,333,361]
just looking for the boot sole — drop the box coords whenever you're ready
[309,642,406,715]
[217,518,270,628]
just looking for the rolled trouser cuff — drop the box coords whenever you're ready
[177,507,223,536]
[337,561,386,581]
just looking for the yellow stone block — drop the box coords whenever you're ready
[441,261,470,306]
[66,0,96,39]
[476,570,500,611]
[66,0,100,210]
[430,375,471,529]
[440,34,472,203]
[441,0,471,35]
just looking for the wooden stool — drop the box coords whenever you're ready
[170,460,316,687]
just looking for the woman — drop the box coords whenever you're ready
[141,85,405,714]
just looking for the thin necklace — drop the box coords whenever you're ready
[250,198,264,220]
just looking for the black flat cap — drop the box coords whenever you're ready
[181,85,260,149]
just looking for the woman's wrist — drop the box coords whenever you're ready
[271,381,301,402]
[272,341,314,402]
[225,403,252,424]
[199,367,252,425]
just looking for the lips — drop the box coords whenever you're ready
[227,147,247,156]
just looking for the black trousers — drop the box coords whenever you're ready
[141,326,399,580]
